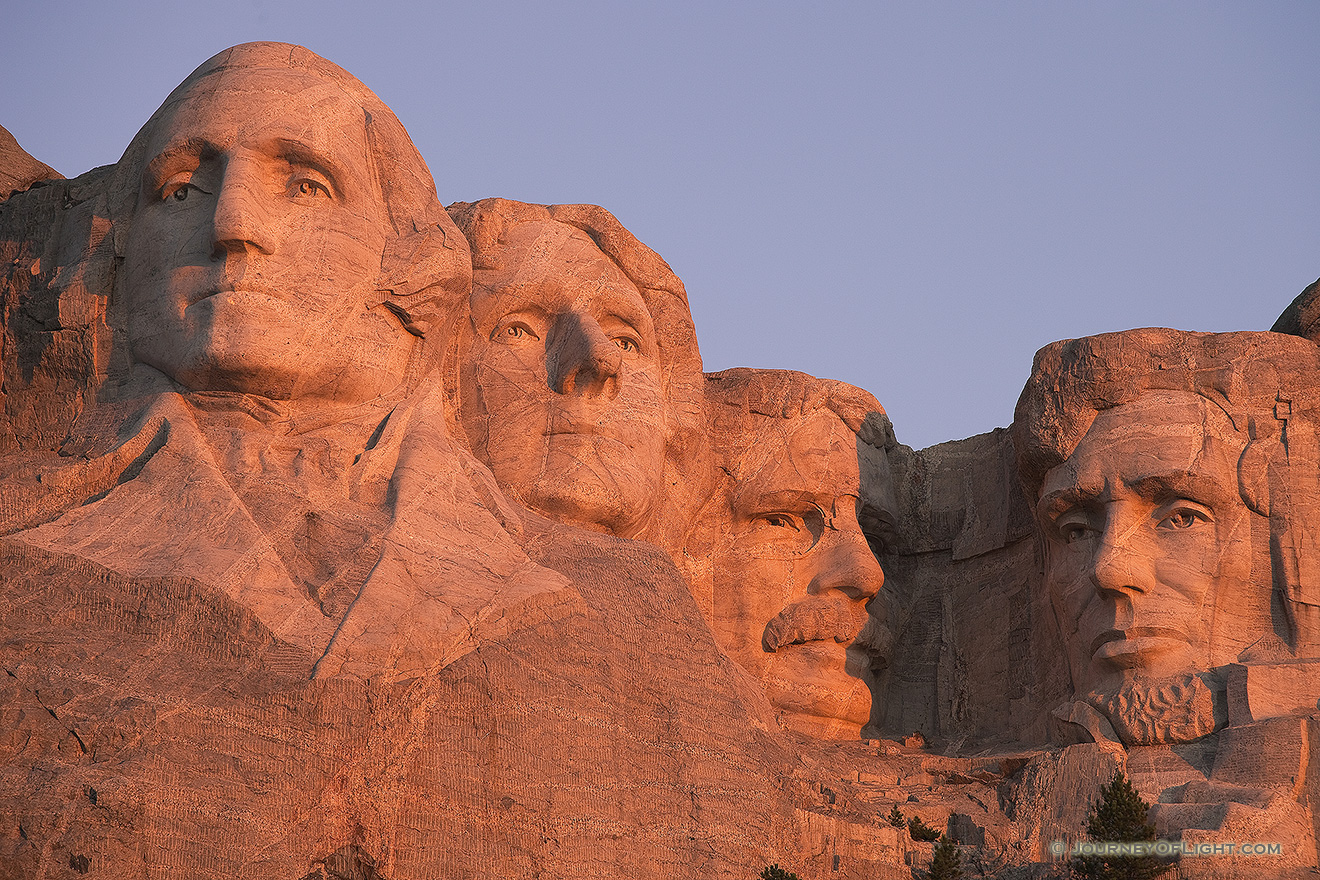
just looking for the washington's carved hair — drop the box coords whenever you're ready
[104,41,471,338]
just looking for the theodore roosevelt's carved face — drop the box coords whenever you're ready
[1037,392,1251,697]
[709,409,892,740]
[460,221,667,538]
[123,67,412,404]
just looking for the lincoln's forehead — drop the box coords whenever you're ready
[1043,391,1245,498]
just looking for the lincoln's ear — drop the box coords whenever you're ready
[1238,417,1275,516]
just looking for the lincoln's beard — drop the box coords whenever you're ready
[1084,673,1221,745]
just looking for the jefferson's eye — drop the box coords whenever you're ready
[758,513,801,531]
[493,322,540,342]
[1062,524,1090,543]
[1055,514,1093,544]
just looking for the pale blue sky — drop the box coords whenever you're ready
[3,1,1316,448]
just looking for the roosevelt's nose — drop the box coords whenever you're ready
[1090,506,1155,599]
[546,312,622,397]
[211,157,275,259]
[807,527,886,604]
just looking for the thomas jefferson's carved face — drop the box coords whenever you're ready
[1037,392,1252,697]
[710,410,892,740]
[123,68,412,404]
[461,221,667,537]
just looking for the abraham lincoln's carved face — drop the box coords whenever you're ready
[1037,392,1252,698]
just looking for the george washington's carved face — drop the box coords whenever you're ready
[460,221,667,538]
[123,67,413,404]
[709,410,893,740]
[1037,392,1252,698]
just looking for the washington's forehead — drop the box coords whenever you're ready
[150,70,369,155]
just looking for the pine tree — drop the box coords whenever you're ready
[759,865,802,880]
[926,834,963,880]
[888,804,906,828]
[1071,772,1174,880]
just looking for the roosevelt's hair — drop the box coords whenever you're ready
[105,41,470,338]
[703,367,896,458]
[1013,327,1320,654]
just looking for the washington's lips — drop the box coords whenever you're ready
[1089,626,1188,662]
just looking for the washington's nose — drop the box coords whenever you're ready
[211,159,274,258]
[808,529,886,603]
[547,312,622,396]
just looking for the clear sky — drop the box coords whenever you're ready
[3,1,1316,449]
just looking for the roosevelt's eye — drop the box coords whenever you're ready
[757,513,802,531]
[1158,506,1212,531]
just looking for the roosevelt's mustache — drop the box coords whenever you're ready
[762,597,890,655]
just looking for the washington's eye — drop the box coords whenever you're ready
[158,171,209,204]
[289,176,331,199]
[614,336,639,353]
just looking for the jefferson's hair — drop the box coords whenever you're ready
[447,197,704,441]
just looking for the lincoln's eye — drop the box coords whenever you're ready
[173,187,190,202]
[1159,507,1210,530]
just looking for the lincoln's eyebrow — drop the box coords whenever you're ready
[1037,487,1097,521]
[1129,473,1234,508]
[142,138,212,192]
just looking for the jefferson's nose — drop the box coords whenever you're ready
[547,312,622,397]
[211,157,275,258]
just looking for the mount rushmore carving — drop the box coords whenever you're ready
[2,42,1318,879]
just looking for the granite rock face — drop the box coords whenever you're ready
[2,41,1318,879]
